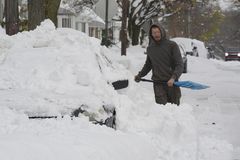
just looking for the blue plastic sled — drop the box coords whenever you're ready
[140,78,209,90]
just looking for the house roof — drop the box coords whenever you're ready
[76,7,104,25]
[89,21,105,29]
[58,6,105,28]
[58,8,75,16]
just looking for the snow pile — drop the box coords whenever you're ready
[0,107,157,160]
[118,101,199,159]
[0,26,5,35]
[0,19,127,118]
[120,45,235,160]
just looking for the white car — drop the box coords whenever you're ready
[171,39,188,73]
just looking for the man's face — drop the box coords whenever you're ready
[151,27,161,42]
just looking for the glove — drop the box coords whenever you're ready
[134,75,141,83]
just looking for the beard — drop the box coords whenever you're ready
[153,36,161,42]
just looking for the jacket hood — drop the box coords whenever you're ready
[148,24,167,45]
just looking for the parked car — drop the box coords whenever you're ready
[27,49,129,129]
[224,48,240,61]
[206,47,215,59]
[0,25,130,129]
[186,46,199,57]
[171,37,200,57]
[171,39,188,73]
[178,43,188,73]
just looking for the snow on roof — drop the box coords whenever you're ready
[77,6,105,24]
[58,6,104,25]
[58,7,75,15]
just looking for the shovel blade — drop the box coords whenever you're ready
[112,80,129,90]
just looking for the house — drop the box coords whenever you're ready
[57,7,105,39]
[57,1,120,42]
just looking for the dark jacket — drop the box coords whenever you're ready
[138,24,183,81]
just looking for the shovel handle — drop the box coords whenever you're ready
[140,78,154,82]
[140,78,167,84]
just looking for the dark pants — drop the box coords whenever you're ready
[153,83,181,106]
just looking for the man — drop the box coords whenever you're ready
[134,24,184,105]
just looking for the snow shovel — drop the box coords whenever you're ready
[140,78,209,90]
[111,80,128,90]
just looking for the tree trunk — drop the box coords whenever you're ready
[28,0,45,30]
[28,0,61,30]
[121,0,129,56]
[131,22,140,46]
[45,0,61,27]
[5,0,19,35]
[127,10,133,41]
[140,29,146,45]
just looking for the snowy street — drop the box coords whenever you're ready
[183,57,240,158]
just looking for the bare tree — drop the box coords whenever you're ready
[45,0,61,27]
[28,0,61,30]
[61,0,99,12]
[128,0,164,45]
[28,0,45,30]
[117,0,193,46]
[120,0,130,56]
[5,0,19,35]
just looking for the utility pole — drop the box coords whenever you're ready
[5,0,19,35]
[105,0,109,43]
[187,7,191,38]
[120,0,129,56]
[101,0,110,47]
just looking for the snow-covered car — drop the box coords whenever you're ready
[177,43,188,73]
[224,48,240,61]
[171,39,188,73]
[206,47,215,59]
[171,37,203,57]
[0,20,129,128]
[183,43,199,57]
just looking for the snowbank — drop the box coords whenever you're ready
[0,19,128,119]
[118,45,235,160]
[0,26,5,35]
[0,107,157,160]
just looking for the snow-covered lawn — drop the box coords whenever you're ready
[0,20,239,160]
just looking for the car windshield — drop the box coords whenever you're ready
[225,48,240,52]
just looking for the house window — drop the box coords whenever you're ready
[95,29,99,38]
[62,18,71,28]
[89,27,95,37]
[81,23,86,33]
